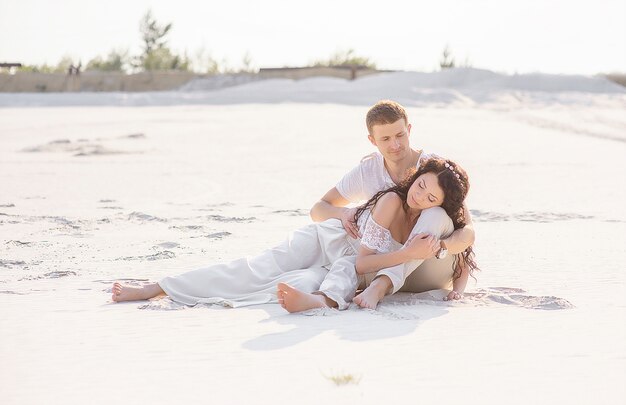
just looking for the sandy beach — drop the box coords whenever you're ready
[1,70,625,404]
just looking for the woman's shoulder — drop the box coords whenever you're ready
[371,192,403,226]
[377,191,403,206]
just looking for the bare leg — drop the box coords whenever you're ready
[277,282,337,313]
[111,282,165,302]
[353,276,392,309]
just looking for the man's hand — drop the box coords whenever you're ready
[402,233,439,260]
[340,207,360,238]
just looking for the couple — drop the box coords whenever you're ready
[111,100,477,311]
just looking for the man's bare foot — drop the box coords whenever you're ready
[276,282,336,313]
[111,282,164,302]
[353,277,390,309]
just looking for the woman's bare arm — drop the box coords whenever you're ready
[445,257,471,300]
[355,194,439,274]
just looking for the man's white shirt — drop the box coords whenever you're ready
[336,150,434,204]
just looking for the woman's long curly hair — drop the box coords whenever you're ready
[354,157,478,279]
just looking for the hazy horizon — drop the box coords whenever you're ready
[1,0,625,75]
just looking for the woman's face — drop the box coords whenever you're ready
[407,172,445,210]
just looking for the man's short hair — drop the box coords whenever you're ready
[366,100,408,134]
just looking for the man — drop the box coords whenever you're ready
[310,100,475,303]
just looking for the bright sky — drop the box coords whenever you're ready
[1,0,624,74]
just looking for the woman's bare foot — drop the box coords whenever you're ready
[276,282,336,313]
[111,282,164,302]
[277,287,287,310]
[353,276,391,309]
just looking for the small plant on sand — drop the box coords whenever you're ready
[322,371,362,386]
[440,44,456,69]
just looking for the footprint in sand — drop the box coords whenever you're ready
[471,209,595,223]
[128,211,167,222]
[170,225,204,231]
[205,214,256,223]
[0,259,27,268]
[120,133,146,139]
[137,297,187,311]
[155,242,180,249]
[5,240,33,247]
[466,287,574,310]
[272,209,309,216]
[115,251,176,261]
[189,231,231,240]
[18,270,77,281]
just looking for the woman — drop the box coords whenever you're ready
[277,157,477,312]
[111,157,476,308]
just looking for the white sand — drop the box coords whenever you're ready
[1,70,625,404]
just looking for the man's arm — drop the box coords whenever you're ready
[310,187,350,222]
[310,187,360,238]
[440,204,475,254]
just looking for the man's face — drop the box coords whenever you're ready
[368,119,412,163]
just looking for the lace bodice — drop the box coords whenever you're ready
[359,213,401,254]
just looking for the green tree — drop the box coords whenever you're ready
[141,48,189,71]
[136,10,188,71]
[86,49,129,72]
[17,63,55,73]
[140,10,172,55]
[52,56,76,73]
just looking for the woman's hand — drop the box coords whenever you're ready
[340,207,360,238]
[444,290,463,301]
[402,233,439,260]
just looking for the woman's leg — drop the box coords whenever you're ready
[353,275,392,309]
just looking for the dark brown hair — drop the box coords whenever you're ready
[354,157,478,279]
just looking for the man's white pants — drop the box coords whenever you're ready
[158,219,354,308]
